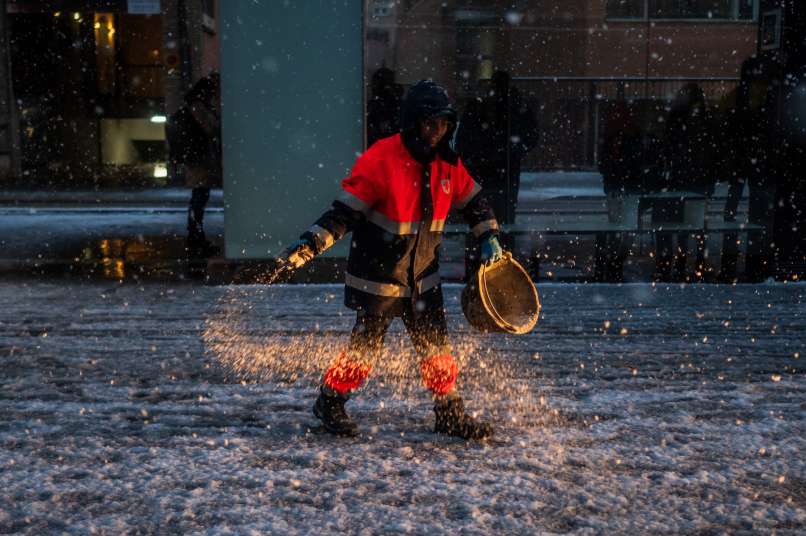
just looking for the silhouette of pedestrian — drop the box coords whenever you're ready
[716,58,772,282]
[166,72,221,259]
[767,52,806,280]
[456,71,538,279]
[456,71,538,225]
[653,83,716,282]
[596,100,644,282]
[366,67,402,148]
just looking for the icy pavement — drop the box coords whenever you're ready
[0,281,803,534]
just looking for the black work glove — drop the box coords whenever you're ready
[256,238,315,284]
[280,238,316,269]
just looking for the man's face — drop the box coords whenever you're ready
[419,116,451,147]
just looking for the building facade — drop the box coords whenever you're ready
[0,0,219,188]
[366,0,759,170]
[0,0,770,184]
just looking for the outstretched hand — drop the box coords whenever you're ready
[282,239,316,268]
[253,239,316,284]
[479,235,504,265]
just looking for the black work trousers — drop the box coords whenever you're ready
[321,300,456,395]
[348,303,450,363]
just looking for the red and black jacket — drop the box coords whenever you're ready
[302,132,498,316]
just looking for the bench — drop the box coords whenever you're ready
[444,191,764,280]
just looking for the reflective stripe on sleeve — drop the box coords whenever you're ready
[337,190,371,213]
[472,219,499,237]
[429,219,446,232]
[453,181,482,210]
[308,224,335,251]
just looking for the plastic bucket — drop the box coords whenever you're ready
[461,253,540,334]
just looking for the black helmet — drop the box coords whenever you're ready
[400,79,457,132]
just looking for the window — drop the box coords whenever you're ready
[650,0,756,19]
[365,1,756,171]
[607,0,758,20]
[606,0,646,19]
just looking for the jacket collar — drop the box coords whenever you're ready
[401,129,436,165]
[400,129,460,167]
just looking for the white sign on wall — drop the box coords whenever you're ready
[127,0,161,15]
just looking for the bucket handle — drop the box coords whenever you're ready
[483,251,513,271]
[479,252,540,335]
[479,252,516,332]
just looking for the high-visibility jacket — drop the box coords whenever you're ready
[303,133,499,316]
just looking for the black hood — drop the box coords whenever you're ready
[400,79,457,131]
[400,80,459,164]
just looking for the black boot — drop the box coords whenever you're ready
[187,187,219,259]
[434,393,493,440]
[313,386,358,436]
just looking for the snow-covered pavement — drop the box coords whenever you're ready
[0,281,803,534]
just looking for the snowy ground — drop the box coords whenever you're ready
[0,281,803,534]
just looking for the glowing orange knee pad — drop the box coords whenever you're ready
[323,352,372,395]
[420,354,458,395]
